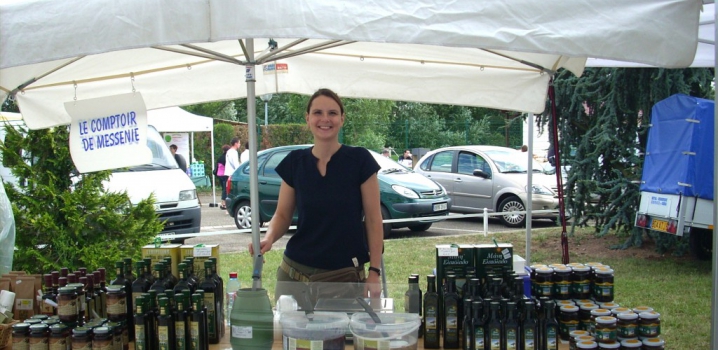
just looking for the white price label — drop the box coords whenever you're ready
[194,246,212,257]
[437,246,458,257]
[231,325,253,339]
[502,248,512,260]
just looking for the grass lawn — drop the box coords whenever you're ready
[218,227,712,348]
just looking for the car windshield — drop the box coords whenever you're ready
[113,125,178,172]
[371,151,411,173]
[484,149,546,174]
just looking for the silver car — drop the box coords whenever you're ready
[414,145,562,227]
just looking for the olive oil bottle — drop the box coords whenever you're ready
[503,302,519,350]
[199,261,219,344]
[471,300,485,350]
[461,298,472,350]
[486,301,503,350]
[521,301,538,350]
[174,294,189,350]
[542,300,559,350]
[190,293,208,350]
[157,297,176,350]
[443,274,461,349]
[134,296,149,350]
[423,275,441,349]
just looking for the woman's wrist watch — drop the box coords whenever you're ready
[368,266,381,276]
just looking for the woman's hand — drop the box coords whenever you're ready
[364,272,382,298]
[248,238,273,256]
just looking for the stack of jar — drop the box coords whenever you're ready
[529,262,665,349]
[12,314,126,350]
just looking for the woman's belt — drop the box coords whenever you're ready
[280,259,366,282]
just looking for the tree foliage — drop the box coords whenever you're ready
[548,67,714,251]
[1,125,163,273]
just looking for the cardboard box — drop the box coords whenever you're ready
[474,243,513,278]
[141,244,182,278]
[180,244,220,280]
[435,244,475,292]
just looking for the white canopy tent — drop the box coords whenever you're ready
[147,107,217,206]
[1,0,714,343]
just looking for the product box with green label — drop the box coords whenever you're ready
[141,243,182,278]
[435,244,475,291]
[474,243,513,278]
[180,244,220,280]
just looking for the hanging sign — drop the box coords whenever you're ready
[66,93,152,173]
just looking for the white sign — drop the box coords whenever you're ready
[66,93,151,173]
[163,133,190,163]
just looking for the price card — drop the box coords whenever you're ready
[193,246,212,257]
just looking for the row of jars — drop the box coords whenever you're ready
[12,314,127,350]
[530,262,614,302]
[567,331,665,349]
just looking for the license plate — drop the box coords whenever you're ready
[433,202,448,212]
[651,218,669,232]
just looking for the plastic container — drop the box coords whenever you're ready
[225,272,240,322]
[279,311,349,350]
[350,313,420,350]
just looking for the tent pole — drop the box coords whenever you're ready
[210,129,216,206]
[711,7,717,348]
[526,113,533,265]
[246,39,263,289]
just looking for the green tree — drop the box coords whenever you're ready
[1,125,163,273]
[549,67,713,251]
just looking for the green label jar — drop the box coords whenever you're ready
[593,268,614,303]
[594,316,617,343]
[589,309,611,335]
[616,312,638,339]
[638,312,661,338]
[579,304,599,331]
[553,267,573,300]
[571,266,592,299]
[535,267,554,298]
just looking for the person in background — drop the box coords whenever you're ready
[216,144,230,210]
[520,144,528,152]
[399,149,413,168]
[382,148,391,158]
[169,144,188,174]
[223,137,241,198]
[248,88,383,301]
[240,141,250,164]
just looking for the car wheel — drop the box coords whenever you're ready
[409,223,432,232]
[498,196,526,228]
[689,228,712,261]
[381,206,392,238]
[234,200,253,230]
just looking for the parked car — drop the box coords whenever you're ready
[414,145,562,227]
[225,145,452,237]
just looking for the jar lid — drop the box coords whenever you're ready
[599,302,619,309]
[560,305,580,313]
[642,337,665,346]
[72,327,91,335]
[49,324,68,333]
[93,326,111,335]
[106,285,125,292]
[29,324,49,331]
[595,316,616,324]
[617,312,638,320]
[639,311,661,319]
[591,308,611,316]
[611,307,631,315]
[576,335,595,342]
[585,262,603,267]
[597,340,621,349]
[620,338,644,348]
[557,300,575,305]
[571,266,591,272]
[12,322,30,331]
[580,303,599,311]
[570,330,590,338]
[595,268,615,275]
[632,306,654,313]
[58,286,76,294]
[574,299,594,305]
[30,314,48,320]
[549,263,567,268]
[530,264,547,270]
[567,263,586,268]
[536,267,554,274]
[576,340,598,349]
[554,266,572,273]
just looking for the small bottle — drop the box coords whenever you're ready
[224,272,240,324]
[503,302,519,350]
[157,297,176,350]
[521,301,538,350]
[486,301,503,350]
[40,274,56,317]
[471,300,485,350]
[423,275,440,349]
[443,274,461,349]
[199,261,219,344]
[543,300,559,350]
[190,293,208,350]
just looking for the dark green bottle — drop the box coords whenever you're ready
[542,300,559,350]
[503,302,519,350]
[471,300,485,350]
[150,264,167,293]
[443,274,460,349]
[190,293,208,350]
[110,260,135,340]
[461,297,472,350]
[410,273,423,338]
[206,258,224,339]
[173,263,194,295]
[143,258,155,285]
[199,261,219,344]
[521,301,538,350]
[157,297,176,350]
[132,262,149,309]
[486,301,503,350]
[134,296,149,350]
[174,293,189,350]
[423,275,440,349]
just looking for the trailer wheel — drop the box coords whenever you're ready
[689,228,712,261]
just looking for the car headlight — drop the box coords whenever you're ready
[527,184,554,196]
[391,184,419,199]
[179,189,197,201]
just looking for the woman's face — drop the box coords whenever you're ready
[305,95,345,141]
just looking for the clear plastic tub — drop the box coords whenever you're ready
[349,313,420,350]
[280,311,349,350]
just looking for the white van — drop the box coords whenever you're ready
[0,116,201,242]
[106,125,201,242]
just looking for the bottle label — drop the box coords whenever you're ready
[71,340,91,350]
[158,325,170,350]
[426,316,437,330]
[553,281,571,297]
[546,326,558,350]
[474,327,484,348]
[49,337,66,350]
[489,327,501,350]
[618,323,637,338]
[134,325,145,350]
[58,297,77,317]
[559,319,578,339]
[204,293,216,339]
[523,328,535,349]
[356,337,390,350]
[231,325,253,339]
[638,323,660,337]
[106,296,126,318]
[29,337,48,350]
[506,328,517,350]
[175,321,186,350]
[595,327,616,342]
[190,321,200,350]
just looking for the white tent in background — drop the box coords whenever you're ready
[147,107,217,206]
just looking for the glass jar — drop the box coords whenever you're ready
[619,338,643,349]
[12,322,31,350]
[71,327,92,350]
[594,316,617,344]
[534,267,554,298]
[57,287,78,324]
[597,340,620,349]
[29,324,49,350]
[571,266,591,299]
[593,269,614,302]
[553,267,573,300]
[616,312,638,339]
[569,330,591,350]
[637,312,661,338]
[589,308,611,335]
[641,337,665,350]
[579,304,599,331]
[48,324,69,350]
[105,286,127,322]
[91,327,112,350]
[559,305,580,341]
